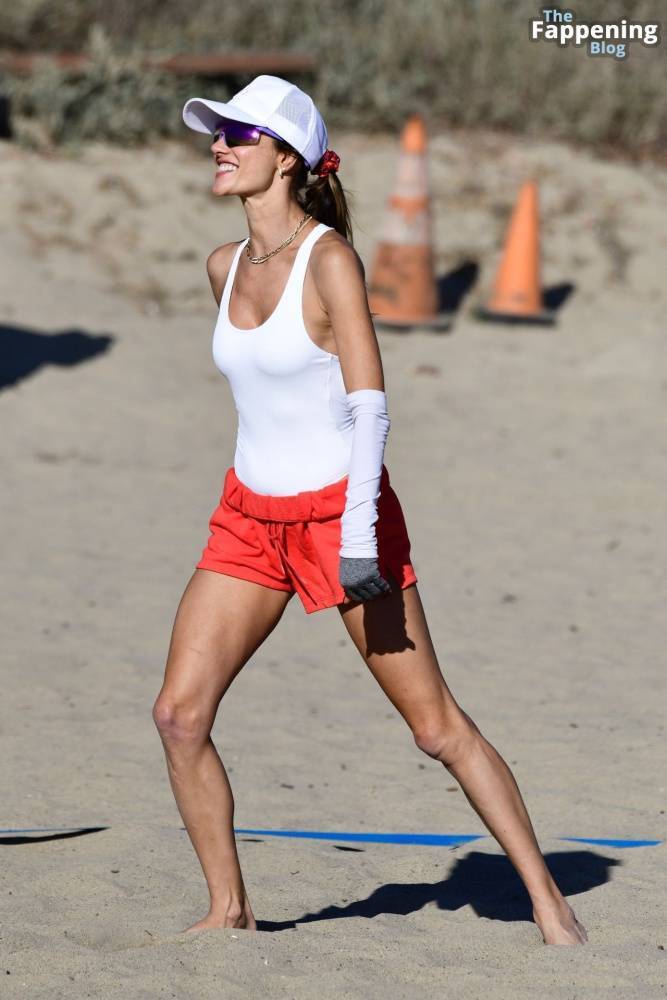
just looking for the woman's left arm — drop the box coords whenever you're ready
[313,238,394,603]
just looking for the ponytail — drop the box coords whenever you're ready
[272,138,354,244]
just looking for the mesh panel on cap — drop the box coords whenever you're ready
[273,92,312,132]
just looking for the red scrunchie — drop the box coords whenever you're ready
[314,149,340,177]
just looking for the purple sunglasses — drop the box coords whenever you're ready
[212,118,285,147]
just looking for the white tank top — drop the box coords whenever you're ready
[212,221,354,495]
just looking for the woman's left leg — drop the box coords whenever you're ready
[337,580,588,946]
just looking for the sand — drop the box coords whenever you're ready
[0,126,665,997]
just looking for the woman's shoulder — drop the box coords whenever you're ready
[315,224,349,249]
[206,239,244,279]
[206,240,245,303]
[311,226,366,282]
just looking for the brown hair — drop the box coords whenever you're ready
[272,137,354,244]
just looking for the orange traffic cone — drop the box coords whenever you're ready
[367,114,450,330]
[476,180,554,325]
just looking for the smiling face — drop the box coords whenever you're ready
[210,126,297,197]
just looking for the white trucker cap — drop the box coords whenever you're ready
[182,74,328,171]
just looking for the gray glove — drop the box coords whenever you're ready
[339,556,392,603]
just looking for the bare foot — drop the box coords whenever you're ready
[181,898,257,934]
[532,894,588,945]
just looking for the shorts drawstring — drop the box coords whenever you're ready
[265,519,337,609]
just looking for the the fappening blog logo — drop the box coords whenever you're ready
[530,7,661,60]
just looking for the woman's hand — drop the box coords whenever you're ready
[339,556,392,603]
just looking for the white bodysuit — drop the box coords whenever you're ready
[211,221,390,558]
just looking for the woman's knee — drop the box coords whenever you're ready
[152,691,213,744]
[412,709,480,765]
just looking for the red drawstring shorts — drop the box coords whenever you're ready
[196,464,418,614]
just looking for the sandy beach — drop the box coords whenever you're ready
[1,126,665,997]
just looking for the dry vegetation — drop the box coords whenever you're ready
[0,0,665,159]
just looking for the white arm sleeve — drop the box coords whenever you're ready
[339,388,391,559]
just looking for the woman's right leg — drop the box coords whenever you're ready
[152,567,294,932]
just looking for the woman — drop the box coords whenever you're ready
[152,75,587,946]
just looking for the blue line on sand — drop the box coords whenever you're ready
[233,829,663,848]
[557,836,662,848]
[2,829,660,849]
[234,829,485,846]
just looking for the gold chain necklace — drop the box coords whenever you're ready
[245,213,312,264]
